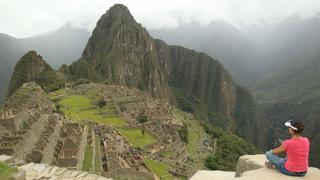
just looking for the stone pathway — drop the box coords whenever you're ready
[19,163,113,180]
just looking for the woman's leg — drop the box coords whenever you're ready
[276,159,306,176]
[265,150,284,168]
[266,151,307,176]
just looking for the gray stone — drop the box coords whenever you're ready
[235,154,265,177]
[0,155,13,163]
[69,170,82,177]
[75,172,89,179]
[96,177,112,180]
[83,174,99,180]
[48,175,58,180]
[32,163,47,172]
[55,168,67,175]
[11,169,26,180]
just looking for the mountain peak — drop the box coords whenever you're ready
[6,51,65,98]
[102,4,136,24]
[108,4,131,15]
[81,4,144,63]
[23,50,39,57]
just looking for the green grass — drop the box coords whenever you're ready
[174,108,205,156]
[84,90,100,101]
[116,96,138,103]
[94,136,102,173]
[119,128,157,148]
[48,88,65,100]
[0,163,17,180]
[143,157,173,180]
[186,121,203,156]
[82,146,93,172]
[161,151,176,158]
[58,95,127,127]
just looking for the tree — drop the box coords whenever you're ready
[137,113,148,124]
[97,98,106,108]
[178,125,188,143]
[55,104,64,115]
[141,126,145,138]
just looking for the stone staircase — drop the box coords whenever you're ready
[0,155,113,180]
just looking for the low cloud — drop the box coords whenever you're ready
[1,0,320,37]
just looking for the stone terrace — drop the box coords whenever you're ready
[100,127,153,179]
[55,123,86,169]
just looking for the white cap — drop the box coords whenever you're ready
[285,120,298,131]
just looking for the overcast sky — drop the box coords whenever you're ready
[1,0,320,38]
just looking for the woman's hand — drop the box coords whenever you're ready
[272,145,286,154]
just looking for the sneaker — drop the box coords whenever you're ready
[265,161,274,169]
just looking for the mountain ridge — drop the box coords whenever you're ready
[0,25,90,103]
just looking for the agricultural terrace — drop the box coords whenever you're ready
[119,128,157,148]
[58,95,127,127]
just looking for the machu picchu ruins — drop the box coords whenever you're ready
[0,82,214,179]
[0,4,257,179]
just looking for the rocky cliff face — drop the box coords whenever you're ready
[62,4,271,149]
[80,4,170,98]
[7,51,64,97]
[162,43,268,146]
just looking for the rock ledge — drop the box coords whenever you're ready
[190,154,320,180]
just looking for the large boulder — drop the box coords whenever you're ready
[235,154,266,177]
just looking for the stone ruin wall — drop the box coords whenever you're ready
[39,116,62,164]
[76,125,88,170]
[12,113,48,160]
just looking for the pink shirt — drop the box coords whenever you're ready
[282,137,310,172]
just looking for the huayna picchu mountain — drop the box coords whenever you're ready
[79,4,171,98]
[57,4,271,149]
[7,51,65,97]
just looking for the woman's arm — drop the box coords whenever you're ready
[272,145,286,154]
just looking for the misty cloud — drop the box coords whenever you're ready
[1,0,320,37]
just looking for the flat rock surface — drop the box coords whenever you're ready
[191,154,320,180]
[190,170,235,180]
[0,154,13,163]
[241,167,320,180]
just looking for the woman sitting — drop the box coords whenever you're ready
[265,120,309,176]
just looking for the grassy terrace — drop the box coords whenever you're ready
[0,162,16,179]
[94,135,102,173]
[143,157,173,180]
[82,146,93,172]
[58,95,127,127]
[115,95,138,103]
[119,128,157,148]
[187,121,203,155]
[161,151,176,158]
[48,88,65,100]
